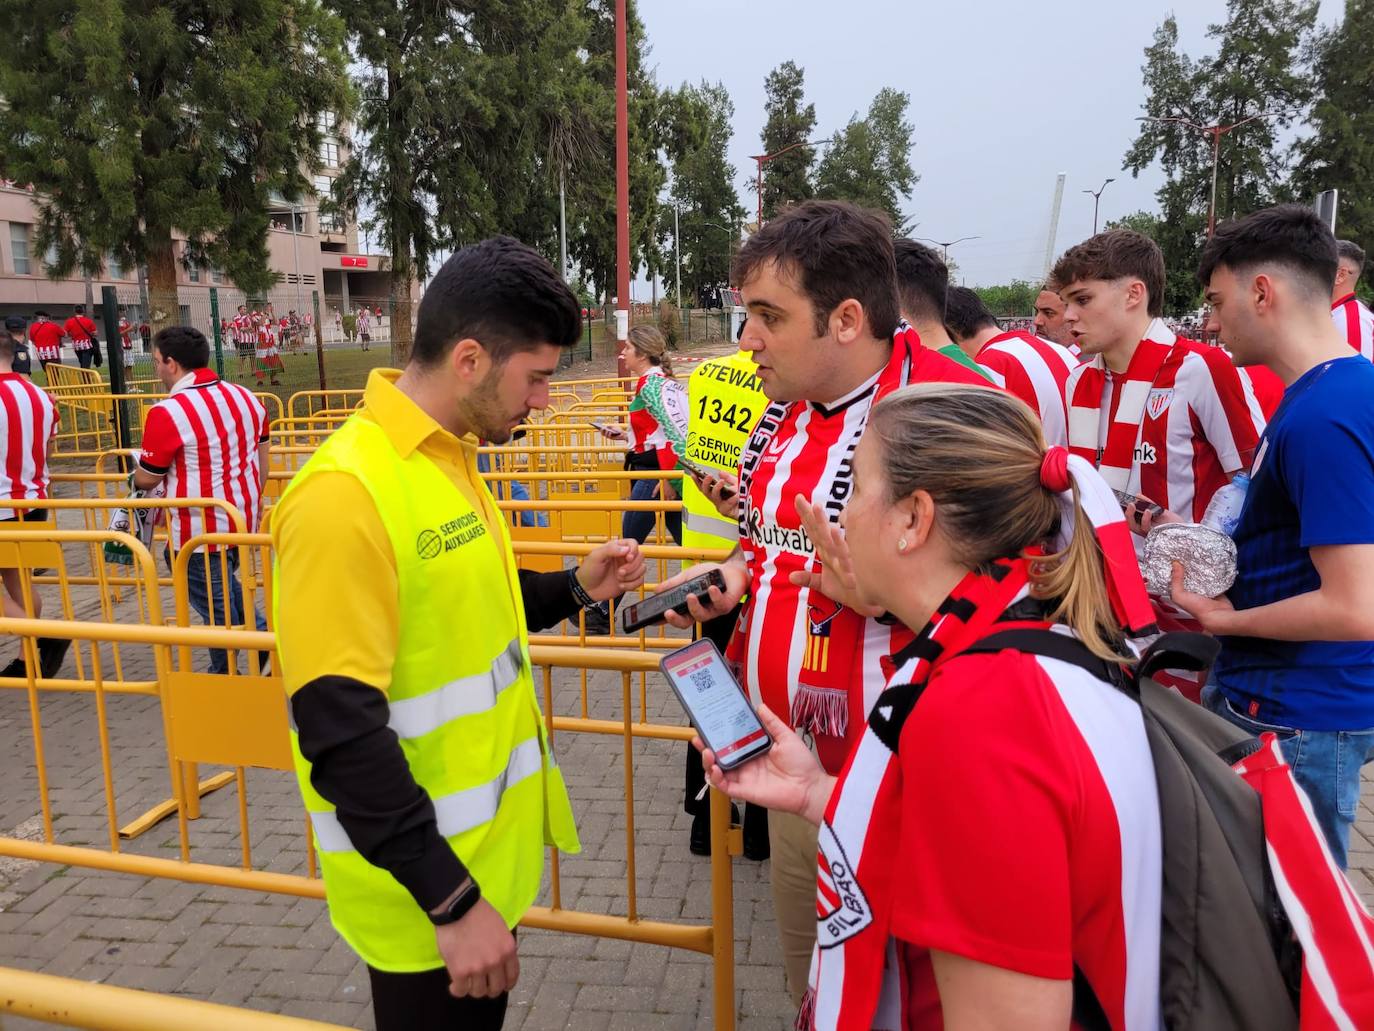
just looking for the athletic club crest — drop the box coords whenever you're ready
[815,820,873,947]
[1145,388,1174,420]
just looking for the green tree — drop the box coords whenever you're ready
[974,281,1039,317]
[1290,0,1374,295]
[1123,3,1315,312]
[661,82,745,306]
[0,0,349,322]
[757,61,817,221]
[815,88,917,232]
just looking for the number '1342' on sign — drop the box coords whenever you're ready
[697,396,754,433]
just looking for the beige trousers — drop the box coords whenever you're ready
[768,807,820,1007]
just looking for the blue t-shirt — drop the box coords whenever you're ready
[1213,356,1374,731]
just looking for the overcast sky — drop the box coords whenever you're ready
[635,0,1344,291]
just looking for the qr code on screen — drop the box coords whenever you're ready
[688,668,714,694]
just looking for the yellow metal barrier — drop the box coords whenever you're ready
[0,965,348,1030]
[46,385,285,457]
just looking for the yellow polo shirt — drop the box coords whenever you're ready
[272,369,506,700]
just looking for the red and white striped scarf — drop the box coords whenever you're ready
[802,452,1154,1030]
[1233,736,1374,1028]
[1066,340,1188,497]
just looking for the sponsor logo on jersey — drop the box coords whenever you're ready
[815,821,873,947]
[744,501,814,556]
[1134,441,1158,465]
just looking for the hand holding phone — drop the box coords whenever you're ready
[594,421,626,440]
[662,639,771,770]
[674,450,737,501]
[620,569,727,632]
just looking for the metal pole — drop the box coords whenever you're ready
[208,287,224,378]
[1093,195,1101,234]
[99,286,131,468]
[291,205,303,316]
[1208,128,1221,239]
[756,159,763,228]
[312,289,327,390]
[559,164,568,282]
[674,204,681,308]
[614,0,630,376]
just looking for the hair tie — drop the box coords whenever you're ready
[1040,446,1072,493]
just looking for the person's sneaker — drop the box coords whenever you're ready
[689,802,741,856]
[581,607,612,636]
[36,637,71,679]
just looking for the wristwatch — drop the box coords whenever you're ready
[428,878,482,926]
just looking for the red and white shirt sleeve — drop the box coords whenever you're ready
[974,330,1079,447]
[1332,293,1374,361]
[1173,343,1264,518]
[0,374,58,517]
[892,649,1162,1031]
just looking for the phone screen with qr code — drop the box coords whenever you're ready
[661,639,771,770]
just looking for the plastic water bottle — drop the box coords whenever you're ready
[1201,473,1250,536]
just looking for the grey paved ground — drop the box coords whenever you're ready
[0,509,794,1031]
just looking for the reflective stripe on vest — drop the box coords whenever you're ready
[683,505,738,543]
[309,734,544,852]
[386,638,523,740]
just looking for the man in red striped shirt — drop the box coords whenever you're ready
[27,312,63,371]
[1331,239,1373,360]
[134,326,270,674]
[62,305,102,370]
[658,200,990,1004]
[944,285,1079,446]
[0,326,69,679]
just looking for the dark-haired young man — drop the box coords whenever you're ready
[944,285,1078,445]
[1171,205,1374,868]
[657,200,989,1004]
[63,305,101,369]
[1331,239,1373,360]
[134,326,271,674]
[272,236,644,1030]
[891,238,992,381]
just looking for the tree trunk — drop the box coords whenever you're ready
[388,266,414,367]
[145,229,180,332]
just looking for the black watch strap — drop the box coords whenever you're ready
[429,878,482,926]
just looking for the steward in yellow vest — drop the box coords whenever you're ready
[272,238,646,1031]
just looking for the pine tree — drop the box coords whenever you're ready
[0,0,350,325]
[814,88,917,232]
[1290,0,1374,285]
[757,62,817,222]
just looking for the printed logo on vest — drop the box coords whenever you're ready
[1145,388,1173,420]
[416,529,442,559]
[815,820,873,948]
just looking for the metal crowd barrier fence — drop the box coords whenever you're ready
[0,572,742,1028]
[46,386,285,457]
[0,965,348,1030]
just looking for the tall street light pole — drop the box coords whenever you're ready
[1138,113,1274,237]
[614,0,630,378]
[1082,177,1115,234]
[750,138,832,228]
[916,235,980,265]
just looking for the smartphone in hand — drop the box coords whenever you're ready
[661,639,771,770]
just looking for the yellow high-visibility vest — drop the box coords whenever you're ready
[681,350,768,556]
[275,415,579,972]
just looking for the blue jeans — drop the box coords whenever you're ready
[623,476,682,546]
[173,547,269,675]
[1202,682,1374,868]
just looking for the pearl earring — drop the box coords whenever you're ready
[897,538,908,553]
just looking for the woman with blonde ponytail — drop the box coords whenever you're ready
[697,384,1165,1031]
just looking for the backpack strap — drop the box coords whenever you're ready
[963,629,1131,693]
[1137,632,1219,684]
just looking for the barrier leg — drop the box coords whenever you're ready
[118,766,236,840]
[709,786,738,1030]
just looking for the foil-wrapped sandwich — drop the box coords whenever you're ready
[1142,522,1237,599]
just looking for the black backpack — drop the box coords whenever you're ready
[966,629,1302,1031]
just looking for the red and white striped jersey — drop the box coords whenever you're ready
[891,647,1162,1031]
[0,373,57,518]
[230,314,255,345]
[726,330,991,773]
[136,368,270,550]
[974,329,1079,446]
[28,320,63,363]
[1066,337,1264,528]
[1332,293,1374,361]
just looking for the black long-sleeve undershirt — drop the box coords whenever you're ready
[291,568,584,911]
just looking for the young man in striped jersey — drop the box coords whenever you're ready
[658,200,988,1004]
[134,326,272,674]
[1331,239,1373,360]
[943,285,1078,446]
[890,239,993,382]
